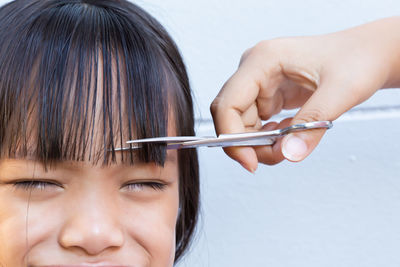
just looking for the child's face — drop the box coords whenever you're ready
[0,149,179,266]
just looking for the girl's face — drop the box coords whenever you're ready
[0,149,179,266]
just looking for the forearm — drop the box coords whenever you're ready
[340,16,400,89]
[379,16,400,88]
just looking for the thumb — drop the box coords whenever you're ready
[281,82,359,162]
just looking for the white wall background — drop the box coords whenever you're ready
[0,0,399,266]
[134,1,400,266]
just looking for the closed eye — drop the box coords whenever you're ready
[123,182,166,192]
[13,180,62,191]
[13,180,166,192]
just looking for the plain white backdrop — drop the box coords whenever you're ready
[134,1,400,266]
[0,1,399,266]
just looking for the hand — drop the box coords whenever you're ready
[211,17,400,172]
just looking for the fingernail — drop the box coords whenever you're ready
[238,160,256,174]
[282,134,308,162]
[249,166,257,174]
[240,162,256,174]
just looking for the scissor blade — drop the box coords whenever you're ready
[179,136,277,148]
[111,137,206,152]
[126,136,207,144]
[179,131,280,148]
[117,121,333,150]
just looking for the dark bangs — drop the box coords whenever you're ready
[0,0,199,263]
[0,0,177,166]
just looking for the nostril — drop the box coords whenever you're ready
[59,219,124,255]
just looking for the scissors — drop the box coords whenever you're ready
[114,121,333,151]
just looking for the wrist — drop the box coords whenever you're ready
[361,17,400,89]
[328,17,400,89]
[380,17,400,88]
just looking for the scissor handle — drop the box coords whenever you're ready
[179,120,333,149]
[277,121,333,137]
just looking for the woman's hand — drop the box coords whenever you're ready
[211,17,400,172]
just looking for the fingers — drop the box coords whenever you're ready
[222,146,258,173]
[241,103,262,130]
[254,118,291,165]
[212,35,384,170]
[256,90,285,120]
[221,119,290,172]
[211,66,272,173]
[281,79,362,162]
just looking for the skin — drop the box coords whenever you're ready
[0,54,180,266]
[0,150,179,267]
[211,16,400,172]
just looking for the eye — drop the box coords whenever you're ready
[123,182,166,192]
[13,180,62,191]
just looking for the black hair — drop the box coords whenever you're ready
[0,0,199,263]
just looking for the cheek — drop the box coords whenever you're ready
[0,191,59,265]
[122,185,180,265]
[0,201,27,264]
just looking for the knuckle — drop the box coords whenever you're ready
[243,40,277,60]
[253,40,274,54]
[296,107,328,123]
[255,99,275,120]
[253,38,288,54]
[210,97,221,116]
[239,48,252,64]
[210,96,229,118]
[258,109,272,121]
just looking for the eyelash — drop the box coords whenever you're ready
[13,180,166,191]
[13,180,60,191]
[124,182,166,191]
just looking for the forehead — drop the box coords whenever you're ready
[0,149,178,175]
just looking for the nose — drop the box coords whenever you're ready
[59,190,124,255]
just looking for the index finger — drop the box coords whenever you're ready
[210,67,265,172]
[210,67,262,135]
